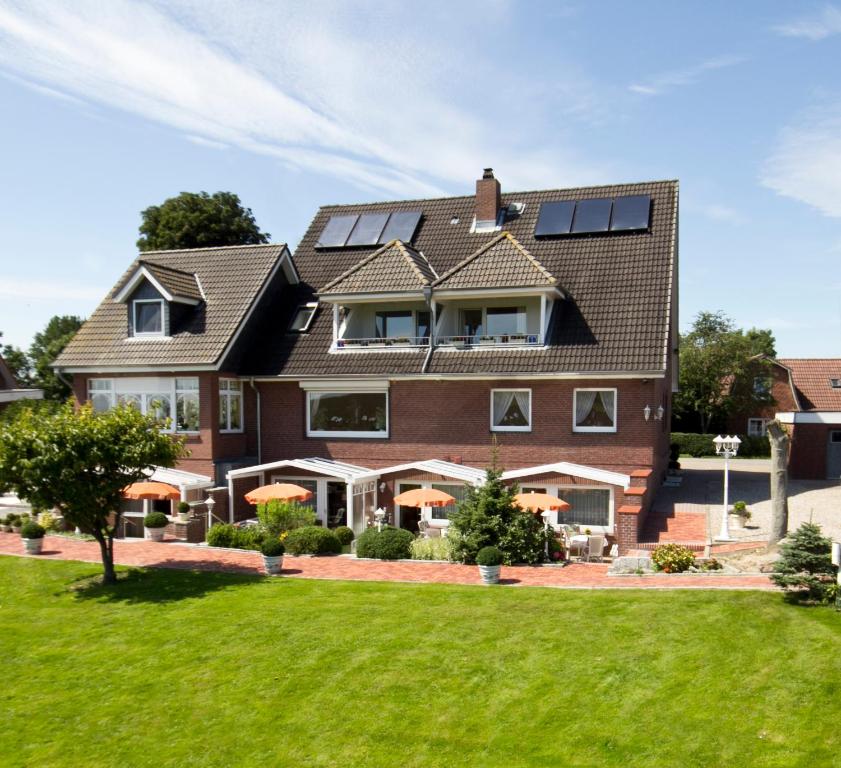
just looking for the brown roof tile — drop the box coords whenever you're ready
[778,358,841,411]
[319,240,436,295]
[139,261,204,302]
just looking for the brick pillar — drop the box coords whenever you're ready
[617,506,642,554]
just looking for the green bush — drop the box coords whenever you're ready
[670,432,770,458]
[20,521,46,539]
[355,526,414,560]
[476,546,503,566]
[206,523,264,551]
[177,501,191,516]
[256,499,316,538]
[410,537,451,561]
[260,538,285,557]
[37,511,62,532]
[143,511,169,528]
[651,543,696,573]
[206,523,236,548]
[334,525,355,545]
[284,526,342,556]
[771,522,836,603]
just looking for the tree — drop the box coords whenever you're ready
[767,420,790,544]
[0,331,31,385]
[674,311,776,433]
[0,403,185,584]
[771,522,836,603]
[29,315,83,400]
[137,191,270,252]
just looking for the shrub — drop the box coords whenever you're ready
[143,511,169,528]
[206,523,264,551]
[206,523,237,548]
[20,521,46,539]
[334,525,355,545]
[256,500,316,538]
[410,536,452,561]
[771,522,836,603]
[355,526,414,560]
[700,558,723,571]
[670,432,770,458]
[651,543,696,573]
[476,546,503,566]
[260,538,285,557]
[37,511,61,532]
[284,526,342,556]
[732,500,751,519]
[177,501,191,516]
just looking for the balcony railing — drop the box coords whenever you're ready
[335,336,429,349]
[437,334,542,348]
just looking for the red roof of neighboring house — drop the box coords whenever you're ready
[778,358,841,411]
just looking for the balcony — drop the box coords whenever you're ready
[335,335,429,349]
[437,333,542,348]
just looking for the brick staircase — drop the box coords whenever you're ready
[637,503,708,553]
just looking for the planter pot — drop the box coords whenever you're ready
[263,554,284,575]
[177,513,190,523]
[145,526,166,542]
[478,564,501,585]
[22,537,44,555]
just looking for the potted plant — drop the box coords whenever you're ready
[478,335,496,345]
[143,511,169,542]
[509,333,527,344]
[20,520,46,555]
[0,516,11,533]
[732,500,751,528]
[176,501,191,523]
[261,537,285,574]
[391,337,412,347]
[476,545,503,585]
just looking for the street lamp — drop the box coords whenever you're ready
[713,435,741,541]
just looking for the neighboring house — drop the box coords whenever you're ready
[725,356,799,438]
[55,171,679,553]
[0,354,43,412]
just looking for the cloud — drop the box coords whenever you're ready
[0,0,610,197]
[700,204,744,224]
[0,276,106,302]
[773,4,841,40]
[628,55,745,97]
[184,134,228,150]
[761,104,841,217]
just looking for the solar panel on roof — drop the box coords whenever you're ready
[534,201,575,237]
[571,199,612,233]
[378,211,422,244]
[316,215,359,248]
[346,212,390,246]
[610,195,651,231]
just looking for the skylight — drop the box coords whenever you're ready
[289,302,318,332]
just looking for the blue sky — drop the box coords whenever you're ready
[1,0,840,356]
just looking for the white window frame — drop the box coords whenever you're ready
[490,388,532,432]
[132,299,165,337]
[522,483,614,534]
[306,390,389,439]
[88,376,199,434]
[573,388,618,433]
[218,378,243,433]
[753,376,771,396]
[747,418,770,437]
[289,302,318,333]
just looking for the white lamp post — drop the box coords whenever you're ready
[541,510,553,558]
[713,435,741,541]
[205,495,216,531]
[373,507,387,532]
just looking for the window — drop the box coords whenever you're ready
[831,379,841,389]
[175,378,200,432]
[89,379,115,413]
[747,418,770,437]
[133,299,164,336]
[375,310,414,339]
[307,391,388,437]
[753,376,771,396]
[416,311,431,342]
[573,389,617,432]
[486,306,526,337]
[289,302,318,332]
[461,308,483,340]
[491,389,531,432]
[557,489,611,528]
[219,379,243,432]
[429,483,467,520]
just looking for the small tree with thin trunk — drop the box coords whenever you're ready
[0,403,185,584]
[767,420,790,544]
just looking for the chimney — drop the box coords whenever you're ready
[475,168,501,229]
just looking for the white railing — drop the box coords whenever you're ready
[437,333,542,348]
[335,336,429,349]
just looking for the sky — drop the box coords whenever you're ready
[0,0,840,357]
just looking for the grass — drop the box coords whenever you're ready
[1,558,840,768]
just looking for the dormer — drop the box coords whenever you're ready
[113,261,204,339]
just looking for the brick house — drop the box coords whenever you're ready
[55,171,679,553]
[725,356,800,438]
[0,354,43,412]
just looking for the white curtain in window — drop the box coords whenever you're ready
[493,391,516,425]
[513,390,530,423]
[309,393,321,424]
[599,390,615,425]
[575,391,597,425]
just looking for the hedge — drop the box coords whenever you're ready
[670,432,770,458]
[283,526,342,556]
[356,526,414,560]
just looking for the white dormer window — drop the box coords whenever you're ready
[133,299,164,336]
[289,302,318,332]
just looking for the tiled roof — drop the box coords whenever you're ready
[55,244,288,369]
[319,240,436,294]
[140,261,204,302]
[242,179,679,377]
[778,359,841,411]
[433,232,557,290]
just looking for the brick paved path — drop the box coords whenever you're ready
[0,533,776,590]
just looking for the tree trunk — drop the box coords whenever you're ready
[92,529,116,584]
[767,420,790,544]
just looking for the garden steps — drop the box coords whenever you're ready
[639,503,708,552]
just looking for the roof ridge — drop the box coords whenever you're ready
[319,239,434,294]
[502,232,557,284]
[138,242,286,255]
[394,240,438,283]
[138,260,196,277]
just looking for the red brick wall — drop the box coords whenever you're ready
[259,378,667,475]
[727,364,798,434]
[788,422,837,480]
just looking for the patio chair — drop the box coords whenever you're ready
[418,519,430,538]
[584,535,605,562]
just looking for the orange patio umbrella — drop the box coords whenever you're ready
[514,491,571,513]
[122,481,181,501]
[393,487,456,507]
[245,482,314,505]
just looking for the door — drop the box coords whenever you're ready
[397,483,421,532]
[827,431,841,479]
[326,482,347,527]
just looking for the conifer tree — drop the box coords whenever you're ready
[771,522,836,602]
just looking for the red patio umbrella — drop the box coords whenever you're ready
[245,482,315,505]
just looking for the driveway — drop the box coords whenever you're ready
[660,458,841,542]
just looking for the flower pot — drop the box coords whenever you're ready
[177,512,190,523]
[22,537,44,555]
[263,554,284,575]
[478,564,501,585]
[145,526,165,542]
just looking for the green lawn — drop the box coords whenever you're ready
[1,559,839,768]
